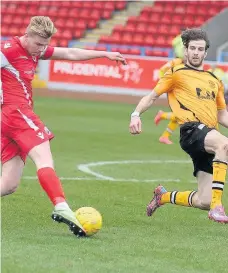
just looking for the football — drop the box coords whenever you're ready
[75,207,102,236]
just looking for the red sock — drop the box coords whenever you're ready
[37,167,66,205]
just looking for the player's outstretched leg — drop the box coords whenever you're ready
[208,160,228,223]
[146,185,167,216]
[29,142,86,236]
[147,185,198,217]
[204,130,228,223]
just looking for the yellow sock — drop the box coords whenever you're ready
[161,120,179,138]
[161,112,176,121]
[161,191,196,207]
[211,160,227,209]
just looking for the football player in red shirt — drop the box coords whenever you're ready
[1,16,127,237]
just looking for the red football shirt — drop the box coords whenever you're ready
[1,36,54,107]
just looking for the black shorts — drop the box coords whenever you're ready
[179,122,215,177]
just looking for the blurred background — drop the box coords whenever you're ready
[1,0,228,101]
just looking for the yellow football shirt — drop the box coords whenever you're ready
[154,64,226,128]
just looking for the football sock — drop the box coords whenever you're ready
[55,202,70,211]
[37,167,66,205]
[211,160,227,209]
[161,191,196,207]
[161,121,179,138]
[160,112,177,122]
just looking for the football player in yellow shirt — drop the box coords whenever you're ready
[129,28,228,223]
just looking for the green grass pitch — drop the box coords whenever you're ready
[1,97,228,273]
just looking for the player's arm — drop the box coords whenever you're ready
[218,109,228,128]
[51,47,127,64]
[129,69,173,134]
[217,82,228,128]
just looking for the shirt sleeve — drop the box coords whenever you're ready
[217,82,227,110]
[40,46,54,60]
[0,51,9,68]
[159,61,172,78]
[154,68,174,96]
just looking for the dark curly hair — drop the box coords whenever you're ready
[181,28,210,50]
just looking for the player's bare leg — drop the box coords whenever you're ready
[28,141,86,236]
[204,130,228,223]
[1,156,24,196]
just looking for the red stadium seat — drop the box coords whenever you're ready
[59,39,69,47]
[174,4,186,14]
[104,2,115,11]
[183,16,195,27]
[152,4,164,13]
[150,13,160,23]
[163,4,173,13]
[102,10,113,20]
[50,39,58,47]
[173,15,182,25]
[59,8,70,18]
[87,20,99,29]
[147,25,157,35]
[2,15,13,25]
[161,14,172,24]
[186,5,197,15]
[1,25,9,36]
[144,35,155,47]
[170,25,180,36]
[155,35,168,47]
[121,33,133,45]
[115,1,127,10]
[99,35,112,44]
[118,47,131,55]
[135,24,147,35]
[129,48,141,55]
[132,34,145,46]
[113,25,125,35]
[139,14,150,24]
[124,25,136,35]
[95,45,107,51]
[194,16,205,26]
[75,20,87,31]
[14,16,24,27]
[2,0,222,53]
[127,16,139,27]
[145,49,157,57]
[73,29,85,39]
[62,30,73,40]
[158,25,169,35]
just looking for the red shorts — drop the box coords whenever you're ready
[1,105,54,164]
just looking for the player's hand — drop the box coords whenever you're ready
[106,52,127,65]
[129,116,142,134]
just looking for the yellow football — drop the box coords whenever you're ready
[75,207,102,236]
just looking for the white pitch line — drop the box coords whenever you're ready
[23,176,183,183]
[77,159,191,181]
[23,159,194,183]
[23,176,96,181]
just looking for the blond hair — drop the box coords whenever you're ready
[27,16,57,39]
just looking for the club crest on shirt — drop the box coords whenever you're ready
[208,80,216,89]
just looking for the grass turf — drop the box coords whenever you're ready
[2,97,228,273]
